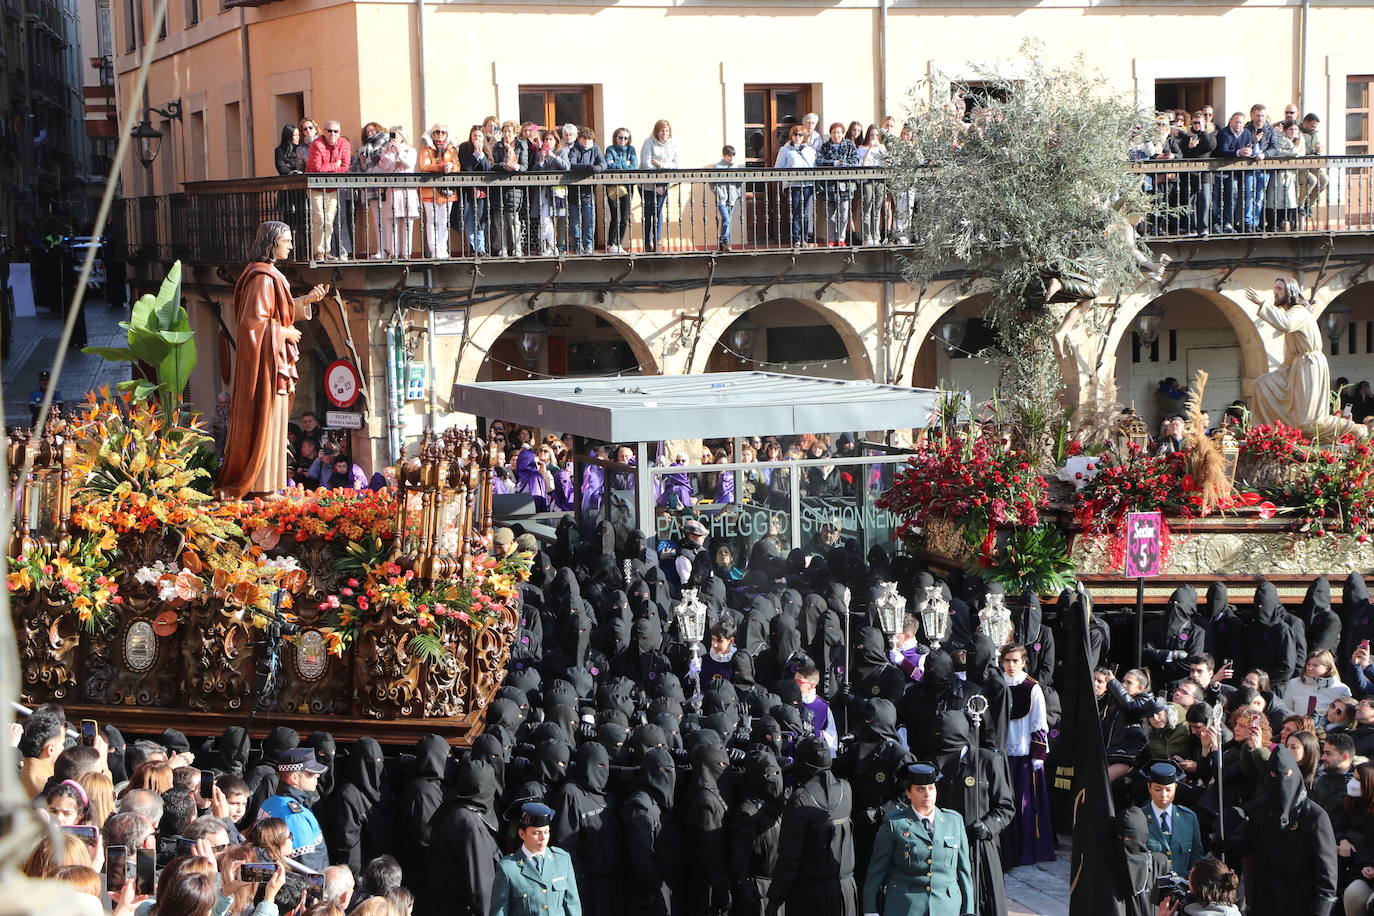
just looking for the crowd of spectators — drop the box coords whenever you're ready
[273,100,1326,262]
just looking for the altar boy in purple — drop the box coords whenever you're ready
[795,663,838,752]
[695,618,755,689]
[999,643,1055,866]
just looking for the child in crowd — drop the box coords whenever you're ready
[710,145,743,251]
[795,663,837,752]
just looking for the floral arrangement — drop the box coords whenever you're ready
[1072,449,1196,537]
[1238,422,1310,463]
[132,552,308,626]
[1269,435,1374,540]
[7,534,121,630]
[220,486,397,547]
[319,539,531,661]
[878,433,1047,554]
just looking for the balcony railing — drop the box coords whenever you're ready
[116,156,1374,266]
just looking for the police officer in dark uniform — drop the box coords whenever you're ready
[861,763,973,916]
[256,747,328,873]
[492,802,583,916]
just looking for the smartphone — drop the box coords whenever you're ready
[80,719,97,747]
[63,824,99,848]
[175,835,195,857]
[1362,640,1371,654]
[136,847,157,897]
[105,845,127,893]
[304,873,325,898]
[201,770,215,800]
[1250,713,1262,730]
[237,862,280,883]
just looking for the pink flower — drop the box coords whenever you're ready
[1256,501,1278,520]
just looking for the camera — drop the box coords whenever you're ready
[1153,872,1191,906]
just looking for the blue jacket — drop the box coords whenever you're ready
[604,143,637,171]
[1141,803,1204,876]
[861,805,973,916]
[258,784,327,873]
[490,846,582,916]
[1215,126,1255,159]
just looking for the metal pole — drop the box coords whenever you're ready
[1134,576,1145,671]
[635,440,653,541]
[967,693,988,916]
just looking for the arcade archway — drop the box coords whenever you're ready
[478,303,658,381]
[910,292,1001,412]
[703,297,873,379]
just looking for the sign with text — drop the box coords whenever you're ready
[325,411,362,430]
[1123,511,1165,578]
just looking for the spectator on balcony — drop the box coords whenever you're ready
[1300,114,1326,218]
[354,122,389,259]
[566,127,605,256]
[481,116,499,156]
[418,124,459,259]
[523,123,547,254]
[776,125,817,248]
[295,118,318,172]
[456,126,490,258]
[536,130,570,257]
[491,121,529,258]
[1181,112,1216,236]
[710,145,743,252]
[641,120,679,252]
[856,125,889,246]
[306,122,351,261]
[1264,122,1302,232]
[801,113,823,151]
[817,123,859,247]
[1243,104,1279,232]
[1214,112,1254,233]
[604,128,637,255]
[892,123,916,245]
[275,125,303,176]
[377,127,419,260]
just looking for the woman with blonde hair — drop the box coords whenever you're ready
[640,119,679,251]
[75,771,114,829]
[22,831,92,877]
[1282,648,1351,723]
[418,124,460,258]
[377,126,419,259]
[126,760,174,795]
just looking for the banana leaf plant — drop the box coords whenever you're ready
[83,260,196,427]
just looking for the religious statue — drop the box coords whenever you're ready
[217,221,328,498]
[1248,278,1368,440]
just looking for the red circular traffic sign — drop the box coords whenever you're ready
[325,359,362,408]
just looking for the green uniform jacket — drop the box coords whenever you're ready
[861,804,973,916]
[1141,803,1204,877]
[489,846,582,916]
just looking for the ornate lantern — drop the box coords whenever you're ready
[393,426,493,580]
[917,582,952,649]
[873,581,907,639]
[976,588,1014,649]
[1113,414,1152,454]
[1133,302,1166,347]
[674,588,708,653]
[1212,427,1241,489]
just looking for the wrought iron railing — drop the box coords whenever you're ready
[115,156,1374,266]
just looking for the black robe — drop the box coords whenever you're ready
[833,698,914,883]
[1141,585,1205,686]
[426,759,502,916]
[729,749,784,916]
[1201,581,1244,670]
[551,743,624,916]
[395,734,449,898]
[935,744,1016,916]
[684,743,732,916]
[321,737,395,874]
[1231,746,1338,916]
[766,766,856,916]
[1297,576,1342,655]
[620,747,684,916]
[1241,581,1300,686]
[1340,573,1374,663]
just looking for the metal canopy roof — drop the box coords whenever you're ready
[451,372,944,441]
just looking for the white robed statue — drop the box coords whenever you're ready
[1248,278,1368,439]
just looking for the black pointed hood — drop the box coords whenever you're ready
[342,737,385,805]
[410,734,448,782]
[450,757,499,831]
[470,733,506,793]
[568,741,610,795]
[851,626,889,683]
[633,614,664,654]
[744,747,784,803]
[1268,745,1308,829]
[923,649,954,686]
[1299,576,1331,626]
[801,593,828,646]
[531,738,571,785]
[771,613,803,663]
[261,726,299,765]
[1345,573,1370,616]
[1206,581,1232,617]
[637,746,677,807]
[1253,580,1284,626]
[1164,584,1198,636]
[216,727,250,775]
[1016,591,1043,642]
[305,731,338,797]
[690,742,729,794]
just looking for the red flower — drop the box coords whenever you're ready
[1256,501,1278,519]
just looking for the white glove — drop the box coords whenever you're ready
[687,657,702,679]
[1032,759,1044,771]
[887,649,903,665]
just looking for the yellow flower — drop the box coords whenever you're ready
[7,568,33,592]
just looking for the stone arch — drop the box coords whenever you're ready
[891,279,996,389]
[1096,287,1270,424]
[455,294,660,384]
[690,285,876,379]
[1318,280,1374,389]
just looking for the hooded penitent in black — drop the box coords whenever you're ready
[304,731,337,802]
[1232,746,1337,916]
[766,737,856,916]
[395,734,449,901]
[426,758,501,916]
[620,746,684,916]
[1298,576,1342,654]
[322,737,394,874]
[833,697,914,880]
[848,626,907,705]
[935,736,1016,916]
[214,726,250,777]
[1202,580,1242,665]
[612,614,673,685]
[729,747,784,916]
[1242,580,1300,685]
[684,742,731,915]
[550,742,623,916]
[1116,806,1165,916]
[1142,584,1204,684]
[245,726,299,820]
[1340,573,1374,661]
[1013,591,1056,687]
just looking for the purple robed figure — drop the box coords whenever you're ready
[1001,669,1056,866]
[514,447,549,511]
[662,460,693,509]
[550,462,575,511]
[716,468,735,505]
[580,459,605,513]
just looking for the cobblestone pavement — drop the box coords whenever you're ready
[2,293,130,427]
[1005,846,1071,916]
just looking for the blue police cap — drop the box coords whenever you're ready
[277,747,328,775]
[518,802,555,829]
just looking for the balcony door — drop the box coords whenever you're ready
[744,85,811,168]
[1347,76,1373,228]
[518,86,594,133]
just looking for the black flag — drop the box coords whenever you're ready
[1066,584,1127,916]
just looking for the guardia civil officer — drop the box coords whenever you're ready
[861,763,973,916]
[491,802,583,916]
[1137,761,1204,877]
[256,747,329,873]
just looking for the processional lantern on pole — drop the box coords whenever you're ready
[674,588,708,658]
[873,581,907,641]
[917,580,952,649]
[976,588,1014,650]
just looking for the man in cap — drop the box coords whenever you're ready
[493,527,516,557]
[862,763,973,916]
[491,802,582,916]
[515,532,539,555]
[257,747,329,872]
[1137,760,1203,876]
[674,518,708,586]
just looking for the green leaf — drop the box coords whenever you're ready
[154,261,183,331]
[82,346,138,362]
[407,632,446,665]
[130,292,158,332]
[159,330,197,345]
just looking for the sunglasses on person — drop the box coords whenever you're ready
[324,129,340,134]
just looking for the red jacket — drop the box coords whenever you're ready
[306,135,352,174]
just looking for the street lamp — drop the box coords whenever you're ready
[131,101,183,169]
[516,325,548,369]
[933,313,969,353]
[1321,300,1353,348]
[728,318,760,359]
[1134,302,1166,347]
